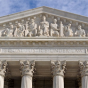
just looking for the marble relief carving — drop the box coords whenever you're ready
[39,16,49,36]
[64,24,73,37]
[75,25,85,37]
[0,15,87,37]
[28,19,37,37]
[50,19,59,37]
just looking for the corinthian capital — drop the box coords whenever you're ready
[79,61,88,76]
[0,60,7,77]
[20,60,35,76]
[51,60,66,76]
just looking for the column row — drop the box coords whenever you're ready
[0,60,88,88]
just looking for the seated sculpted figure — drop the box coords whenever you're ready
[1,28,9,37]
[50,19,59,37]
[28,19,37,37]
[64,24,73,37]
[75,25,85,37]
[14,23,24,37]
[8,24,14,37]
[1,24,14,37]
[39,16,49,36]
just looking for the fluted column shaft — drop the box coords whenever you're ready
[79,61,88,88]
[51,61,66,88]
[0,61,7,88]
[20,60,35,88]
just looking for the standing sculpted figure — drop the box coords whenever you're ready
[64,24,73,37]
[14,23,25,37]
[39,16,49,36]
[75,25,85,37]
[50,19,59,37]
[59,21,64,37]
[28,19,37,37]
[24,21,29,37]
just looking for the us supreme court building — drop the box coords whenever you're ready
[0,6,88,88]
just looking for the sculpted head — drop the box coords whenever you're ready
[10,24,14,29]
[54,19,57,24]
[17,23,21,27]
[68,24,71,27]
[42,16,46,21]
[31,19,34,23]
[78,25,81,30]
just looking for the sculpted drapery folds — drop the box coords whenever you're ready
[75,25,86,37]
[64,24,73,37]
[24,21,29,37]
[59,21,64,37]
[8,24,14,37]
[28,19,37,37]
[20,60,35,76]
[38,16,49,36]
[14,23,25,37]
[51,61,66,76]
[50,19,59,37]
[0,15,86,37]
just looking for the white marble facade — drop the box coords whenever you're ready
[0,6,88,88]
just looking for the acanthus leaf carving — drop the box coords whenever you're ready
[79,61,88,76]
[0,60,7,77]
[51,60,66,76]
[20,60,35,77]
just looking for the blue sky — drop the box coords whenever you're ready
[0,0,88,17]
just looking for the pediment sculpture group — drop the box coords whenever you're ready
[1,16,86,37]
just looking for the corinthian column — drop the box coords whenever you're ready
[51,61,66,88]
[20,60,35,88]
[0,60,7,88]
[79,61,88,88]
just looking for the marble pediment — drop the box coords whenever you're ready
[0,6,88,39]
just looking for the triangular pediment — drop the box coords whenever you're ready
[0,6,88,40]
[0,6,88,23]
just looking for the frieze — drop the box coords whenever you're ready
[0,48,87,54]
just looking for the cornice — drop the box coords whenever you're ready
[0,6,88,24]
[0,37,88,41]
